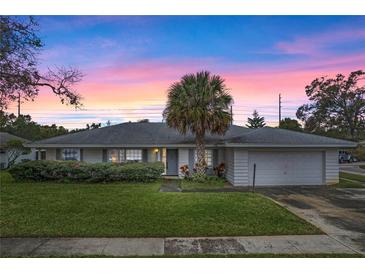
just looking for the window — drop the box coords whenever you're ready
[62,149,79,161]
[108,149,120,163]
[36,150,46,160]
[194,149,213,167]
[126,149,142,162]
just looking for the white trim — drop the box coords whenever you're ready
[26,143,356,149]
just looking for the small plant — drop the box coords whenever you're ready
[179,164,190,178]
[213,162,225,177]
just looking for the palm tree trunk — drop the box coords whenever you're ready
[195,132,206,175]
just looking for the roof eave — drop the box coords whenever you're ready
[223,143,358,148]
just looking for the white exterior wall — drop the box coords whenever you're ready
[83,148,103,163]
[232,149,249,186]
[178,148,189,177]
[0,152,7,168]
[225,148,235,184]
[46,148,57,160]
[325,149,339,185]
[225,148,249,186]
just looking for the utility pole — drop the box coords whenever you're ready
[278,93,282,127]
[17,92,21,117]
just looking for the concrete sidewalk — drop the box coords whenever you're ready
[0,235,357,257]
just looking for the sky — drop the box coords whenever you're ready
[7,16,365,128]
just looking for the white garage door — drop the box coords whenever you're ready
[248,151,324,186]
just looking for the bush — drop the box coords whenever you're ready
[351,145,365,161]
[185,173,225,184]
[8,160,164,183]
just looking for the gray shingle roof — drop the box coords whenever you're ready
[29,122,356,148]
[226,127,356,147]
[0,132,30,147]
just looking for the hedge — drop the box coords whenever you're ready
[8,160,164,183]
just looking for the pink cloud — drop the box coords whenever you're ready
[8,50,365,128]
[276,28,365,55]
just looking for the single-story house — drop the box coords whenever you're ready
[0,132,36,169]
[27,122,356,186]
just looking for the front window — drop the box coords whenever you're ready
[62,148,79,161]
[108,149,120,163]
[107,149,142,163]
[126,149,142,162]
[36,150,46,160]
[194,149,213,167]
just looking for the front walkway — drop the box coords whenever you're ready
[0,235,356,257]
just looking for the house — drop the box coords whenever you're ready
[0,132,36,169]
[27,122,356,186]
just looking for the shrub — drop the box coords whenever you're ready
[8,160,164,183]
[185,173,225,184]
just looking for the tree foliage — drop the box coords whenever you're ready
[279,117,302,132]
[0,111,103,140]
[0,111,68,140]
[163,71,233,174]
[0,16,83,110]
[296,70,365,140]
[246,110,266,128]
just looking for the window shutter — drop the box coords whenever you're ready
[102,149,108,162]
[188,149,195,171]
[213,149,218,168]
[142,149,148,163]
[56,149,61,160]
[80,149,84,161]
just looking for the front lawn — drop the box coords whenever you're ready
[0,172,320,237]
[335,178,365,188]
[339,172,365,183]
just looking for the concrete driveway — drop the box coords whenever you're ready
[258,186,365,254]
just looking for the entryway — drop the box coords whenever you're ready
[166,149,178,176]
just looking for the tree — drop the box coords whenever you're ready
[137,119,149,123]
[5,139,30,168]
[296,70,365,140]
[279,117,302,131]
[0,16,83,111]
[246,110,266,128]
[86,123,101,130]
[163,71,233,174]
[0,111,68,140]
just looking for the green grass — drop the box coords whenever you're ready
[334,178,365,188]
[339,172,365,183]
[180,179,225,191]
[360,165,365,170]
[0,172,320,237]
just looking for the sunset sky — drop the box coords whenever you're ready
[7,16,365,128]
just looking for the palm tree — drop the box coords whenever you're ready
[163,71,233,175]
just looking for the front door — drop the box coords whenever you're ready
[166,149,178,175]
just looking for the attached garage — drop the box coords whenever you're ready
[248,151,324,186]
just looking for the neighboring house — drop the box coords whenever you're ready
[0,132,36,169]
[27,122,356,186]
